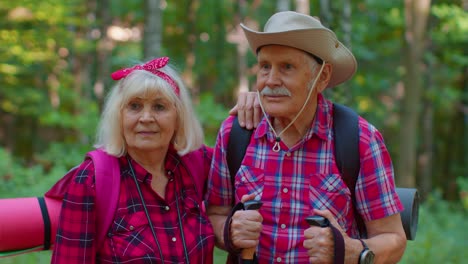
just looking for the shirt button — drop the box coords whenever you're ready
[280,224,286,229]
[172,237,177,242]
[241,177,246,182]
[286,152,291,157]
[129,225,134,231]
[165,206,170,211]
[276,257,282,262]
[328,186,334,191]
[167,171,172,175]
[282,188,288,193]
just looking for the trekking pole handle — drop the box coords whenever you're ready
[305,215,330,227]
[241,200,263,263]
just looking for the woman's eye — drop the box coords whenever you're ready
[128,102,141,110]
[154,104,166,111]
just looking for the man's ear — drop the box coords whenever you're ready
[317,63,332,93]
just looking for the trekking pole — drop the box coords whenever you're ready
[241,200,263,264]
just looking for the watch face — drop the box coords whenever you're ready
[360,249,375,264]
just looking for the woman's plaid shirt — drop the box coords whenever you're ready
[51,148,215,263]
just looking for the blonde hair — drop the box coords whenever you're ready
[94,62,204,156]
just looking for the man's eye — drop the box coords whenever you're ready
[284,64,293,70]
[260,64,270,70]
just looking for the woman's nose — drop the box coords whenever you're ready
[139,109,155,122]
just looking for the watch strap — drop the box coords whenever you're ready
[358,239,371,264]
[359,239,369,250]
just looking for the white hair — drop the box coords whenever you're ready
[94,63,204,156]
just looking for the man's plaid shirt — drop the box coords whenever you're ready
[207,94,403,263]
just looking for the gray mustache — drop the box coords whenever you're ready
[260,86,292,96]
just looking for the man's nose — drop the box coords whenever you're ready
[266,68,281,86]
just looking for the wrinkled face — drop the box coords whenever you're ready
[256,45,318,119]
[122,91,177,155]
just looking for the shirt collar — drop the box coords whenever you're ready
[123,146,181,182]
[254,93,332,142]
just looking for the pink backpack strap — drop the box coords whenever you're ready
[181,145,213,201]
[86,149,121,248]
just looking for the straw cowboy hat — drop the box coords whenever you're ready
[241,11,357,88]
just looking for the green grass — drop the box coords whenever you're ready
[214,247,228,263]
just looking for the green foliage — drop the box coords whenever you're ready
[195,92,230,146]
[457,177,468,210]
[431,4,468,45]
[214,247,227,263]
[0,147,53,198]
[0,1,466,262]
[400,191,468,264]
[0,251,51,264]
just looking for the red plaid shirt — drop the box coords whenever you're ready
[51,148,214,264]
[207,94,403,263]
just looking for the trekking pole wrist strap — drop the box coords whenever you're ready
[223,202,245,255]
[329,223,345,264]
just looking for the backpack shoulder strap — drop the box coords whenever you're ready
[181,145,213,201]
[332,103,366,237]
[227,116,253,205]
[86,149,121,247]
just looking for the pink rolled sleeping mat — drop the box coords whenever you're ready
[0,196,61,257]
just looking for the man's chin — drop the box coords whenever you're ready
[264,107,290,117]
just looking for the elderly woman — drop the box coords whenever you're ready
[50,57,214,263]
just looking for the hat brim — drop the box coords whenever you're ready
[241,24,357,88]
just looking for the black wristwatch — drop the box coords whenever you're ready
[358,239,375,264]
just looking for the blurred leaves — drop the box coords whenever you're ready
[0,0,466,223]
[0,0,466,263]
[401,189,468,264]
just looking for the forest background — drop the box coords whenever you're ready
[0,0,467,263]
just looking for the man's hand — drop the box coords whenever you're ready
[303,209,346,264]
[230,194,263,250]
[229,91,262,129]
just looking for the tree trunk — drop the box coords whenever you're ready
[181,0,198,95]
[143,0,162,59]
[419,70,433,200]
[339,0,352,103]
[295,0,309,14]
[95,0,112,111]
[396,0,431,188]
[234,0,248,97]
[319,0,332,28]
[277,0,290,11]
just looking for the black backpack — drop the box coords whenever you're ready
[227,103,418,240]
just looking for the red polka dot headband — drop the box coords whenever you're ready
[110,57,180,96]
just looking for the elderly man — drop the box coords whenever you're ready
[207,11,407,264]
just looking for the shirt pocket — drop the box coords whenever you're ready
[235,165,264,203]
[183,189,203,217]
[181,190,215,245]
[308,173,351,219]
[108,211,154,257]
